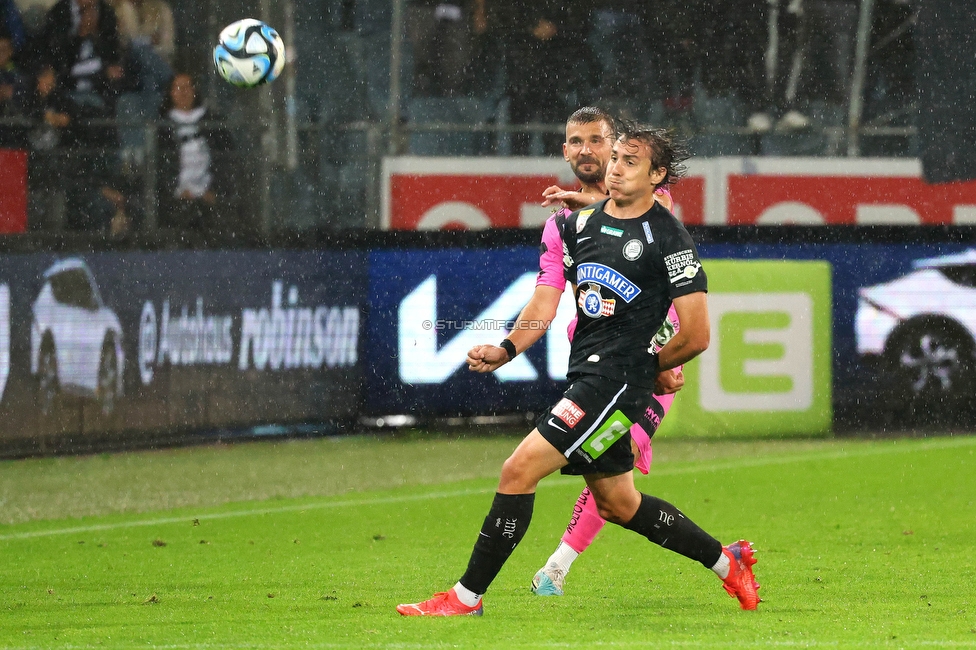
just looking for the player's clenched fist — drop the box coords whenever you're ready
[467,345,509,373]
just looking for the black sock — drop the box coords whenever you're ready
[622,493,723,568]
[458,492,535,595]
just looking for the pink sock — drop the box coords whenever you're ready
[560,487,607,554]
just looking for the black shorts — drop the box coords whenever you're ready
[536,375,652,476]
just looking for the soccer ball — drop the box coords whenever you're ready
[213,19,285,88]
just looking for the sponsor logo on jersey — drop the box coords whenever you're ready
[552,397,585,427]
[562,241,574,268]
[664,249,702,284]
[580,410,633,460]
[623,239,643,261]
[576,263,641,302]
[576,209,594,233]
[642,221,654,244]
[600,225,624,237]
[670,263,701,284]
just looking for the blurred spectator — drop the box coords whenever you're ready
[651,0,700,117]
[0,31,28,118]
[108,0,172,168]
[24,65,68,229]
[702,0,858,133]
[157,72,232,233]
[110,0,172,63]
[26,65,126,233]
[481,0,583,154]
[35,0,123,81]
[29,0,130,233]
[864,0,915,121]
[748,0,810,132]
[26,65,68,151]
[803,1,858,113]
[1,0,26,54]
[14,0,55,35]
[583,0,652,104]
[0,29,29,148]
[406,0,472,97]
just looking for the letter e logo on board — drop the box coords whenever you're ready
[698,293,814,412]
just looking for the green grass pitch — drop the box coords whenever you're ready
[1,433,974,648]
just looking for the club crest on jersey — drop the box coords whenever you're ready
[576,263,641,302]
[576,209,594,233]
[623,239,643,261]
[578,284,615,319]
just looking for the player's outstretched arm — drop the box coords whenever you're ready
[466,285,563,373]
[541,185,607,211]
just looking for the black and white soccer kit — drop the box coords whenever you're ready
[536,199,708,475]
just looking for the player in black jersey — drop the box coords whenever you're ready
[397,122,760,617]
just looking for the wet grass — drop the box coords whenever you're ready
[1,432,974,648]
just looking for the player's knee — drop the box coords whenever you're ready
[498,454,534,493]
[594,500,628,524]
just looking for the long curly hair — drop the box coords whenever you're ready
[615,119,691,189]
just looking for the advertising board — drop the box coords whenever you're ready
[383,157,976,229]
[365,250,834,436]
[658,260,833,438]
[700,242,976,429]
[0,251,365,452]
[382,157,707,229]
[0,149,27,234]
[366,248,576,416]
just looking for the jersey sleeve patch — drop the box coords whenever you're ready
[664,249,702,287]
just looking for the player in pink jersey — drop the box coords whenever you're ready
[531,108,688,596]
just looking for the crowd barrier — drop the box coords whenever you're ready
[0,228,973,456]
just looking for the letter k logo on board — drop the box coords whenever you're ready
[398,274,539,383]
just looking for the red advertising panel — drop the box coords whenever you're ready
[389,173,559,230]
[383,157,706,230]
[383,156,976,229]
[0,149,28,234]
[728,174,976,225]
[670,177,705,226]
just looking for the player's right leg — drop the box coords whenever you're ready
[397,428,566,616]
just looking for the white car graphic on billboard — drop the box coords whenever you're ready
[855,249,976,415]
[30,258,124,415]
